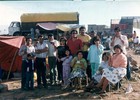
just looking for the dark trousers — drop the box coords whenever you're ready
[57,60,63,81]
[127,57,131,80]
[21,60,27,89]
[36,58,47,87]
[25,72,34,89]
[48,56,57,83]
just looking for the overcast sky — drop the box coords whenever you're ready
[0,0,140,27]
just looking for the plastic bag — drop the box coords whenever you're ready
[125,84,133,94]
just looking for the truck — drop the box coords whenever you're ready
[8,12,79,36]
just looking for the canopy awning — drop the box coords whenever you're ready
[36,23,71,32]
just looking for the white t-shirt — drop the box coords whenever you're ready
[35,41,48,58]
[133,37,139,44]
[46,40,59,57]
[111,35,128,54]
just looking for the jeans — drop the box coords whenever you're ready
[126,57,131,80]
[36,58,47,87]
[48,56,57,84]
[25,72,34,89]
[21,60,27,89]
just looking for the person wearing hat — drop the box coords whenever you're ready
[47,33,59,85]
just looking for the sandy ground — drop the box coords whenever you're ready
[0,49,140,100]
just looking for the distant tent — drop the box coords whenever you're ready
[0,36,25,72]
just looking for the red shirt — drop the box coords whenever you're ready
[67,38,82,55]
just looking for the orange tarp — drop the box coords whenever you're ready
[21,12,79,22]
[0,36,25,72]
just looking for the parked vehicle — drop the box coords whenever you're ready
[8,12,79,36]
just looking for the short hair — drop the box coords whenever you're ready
[26,37,32,42]
[102,52,109,60]
[70,29,78,34]
[114,44,123,52]
[114,27,121,32]
[48,33,54,37]
[79,26,86,31]
[27,54,32,58]
[77,50,83,56]
[38,35,43,38]
[92,36,100,44]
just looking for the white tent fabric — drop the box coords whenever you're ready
[37,22,71,31]
[37,23,57,30]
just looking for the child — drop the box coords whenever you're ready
[24,54,34,90]
[61,49,73,89]
[87,36,104,78]
[85,52,110,92]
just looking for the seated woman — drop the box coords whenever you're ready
[85,52,110,91]
[95,44,127,94]
[69,51,88,89]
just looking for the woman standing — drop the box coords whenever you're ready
[56,37,69,84]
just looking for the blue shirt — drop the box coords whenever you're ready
[87,44,104,64]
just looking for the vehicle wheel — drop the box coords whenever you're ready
[13,32,21,36]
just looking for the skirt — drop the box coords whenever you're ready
[102,67,126,84]
[69,68,87,80]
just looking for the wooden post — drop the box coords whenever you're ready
[7,49,18,80]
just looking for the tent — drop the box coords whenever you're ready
[0,36,25,73]
[36,22,71,32]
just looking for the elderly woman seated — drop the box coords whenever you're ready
[95,44,127,94]
[69,51,88,89]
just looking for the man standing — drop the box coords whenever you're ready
[67,29,83,56]
[35,35,48,88]
[47,33,59,85]
[77,26,91,59]
[111,27,128,54]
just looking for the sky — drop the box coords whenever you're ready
[0,0,140,28]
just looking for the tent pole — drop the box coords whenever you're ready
[7,49,18,80]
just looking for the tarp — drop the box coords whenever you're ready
[0,36,25,72]
[37,23,71,32]
[21,12,79,23]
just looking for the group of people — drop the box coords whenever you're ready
[19,26,129,94]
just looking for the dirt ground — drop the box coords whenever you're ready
[0,49,140,100]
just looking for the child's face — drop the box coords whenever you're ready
[103,55,108,61]
[95,40,100,45]
[65,50,70,56]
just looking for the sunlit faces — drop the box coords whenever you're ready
[72,31,78,37]
[114,47,121,54]
[80,29,86,34]
[65,50,70,56]
[27,38,32,45]
[77,52,83,59]
[114,30,121,37]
